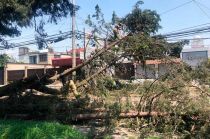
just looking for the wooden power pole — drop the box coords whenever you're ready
[72,0,76,79]
[83,28,86,61]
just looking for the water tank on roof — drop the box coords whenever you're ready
[191,35,204,48]
[19,47,29,56]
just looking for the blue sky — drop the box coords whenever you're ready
[2,0,210,57]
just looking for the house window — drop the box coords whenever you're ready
[39,54,47,62]
[29,56,37,64]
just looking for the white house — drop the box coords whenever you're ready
[181,36,210,67]
[19,47,71,65]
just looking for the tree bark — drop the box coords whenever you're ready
[0,74,54,97]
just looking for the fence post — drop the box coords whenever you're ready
[134,63,137,79]
[4,64,8,85]
[44,65,47,74]
[155,64,159,79]
[24,66,28,78]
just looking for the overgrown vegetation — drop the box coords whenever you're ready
[84,62,210,138]
[1,1,210,138]
[0,120,87,139]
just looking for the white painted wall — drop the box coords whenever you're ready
[135,64,156,79]
[181,47,209,67]
[19,54,29,63]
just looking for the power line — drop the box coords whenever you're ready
[162,25,210,38]
[160,0,193,15]
[192,0,210,19]
[167,37,210,42]
[195,0,210,11]
[0,29,104,50]
[162,22,210,34]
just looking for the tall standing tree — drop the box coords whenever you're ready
[122,1,161,35]
[119,1,186,61]
[117,1,164,62]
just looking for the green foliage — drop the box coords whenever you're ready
[111,11,120,25]
[93,5,104,21]
[0,54,10,67]
[119,34,167,62]
[190,60,210,84]
[0,0,78,37]
[85,4,112,39]
[122,5,161,35]
[103,77,116,90]
[0,120,87,139]
[166,40,189,58]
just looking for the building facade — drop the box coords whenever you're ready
[19,47,71,65]
[181,36,210,67]
[181,47,209,67]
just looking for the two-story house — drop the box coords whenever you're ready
[19,47,71,65]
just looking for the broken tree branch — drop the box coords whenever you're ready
[50,35,129,81]
[76,53,126,88]
[0,74,54,97]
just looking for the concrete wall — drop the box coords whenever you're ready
[135,64,156,79]
[158,64,169,77]
[181,51,208,67]
[6,63,53,71]
[19,54,29,63]
[60,55,71,58]
[181,47,209,67]
[135,63,178,79]
[0,63,57,85]
[46,53,54,65]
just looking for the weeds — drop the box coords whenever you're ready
[0,120,87,139]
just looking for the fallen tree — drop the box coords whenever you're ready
[50,35,129,81]
[73,111,168,120]
[76,53,126,88]
[0,35,129,97]
[0,74,55,97]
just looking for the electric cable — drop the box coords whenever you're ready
[160,0,193,15]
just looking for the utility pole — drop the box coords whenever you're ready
[72,0,76,79]
[83,28,86,61]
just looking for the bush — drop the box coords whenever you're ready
[0,120,87,139]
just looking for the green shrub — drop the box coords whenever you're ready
[0,120,87,139]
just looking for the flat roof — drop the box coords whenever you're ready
[182,47,210,52]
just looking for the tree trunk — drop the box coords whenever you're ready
[0,36,128,97]
[73,111,168,120]
[50,36,128,81]
[0,74,54,97]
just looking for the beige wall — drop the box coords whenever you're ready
[60,55,71,58]
[6,63,53,71]
[47,53,54,65]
